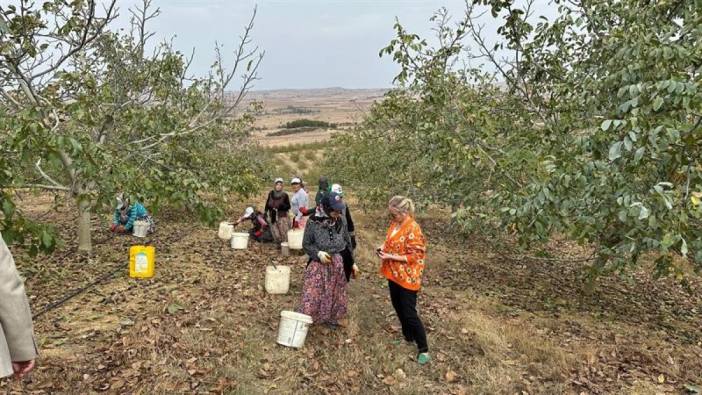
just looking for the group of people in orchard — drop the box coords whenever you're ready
[226,177,430,364]
[73,177,430,367]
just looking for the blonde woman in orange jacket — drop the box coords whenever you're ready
[377,196,430,365]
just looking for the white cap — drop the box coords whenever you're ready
[243,207,254,217]
[115,194,125,210]
[274,177,284,184]
[331,183,343,195]
[291,177,302,185]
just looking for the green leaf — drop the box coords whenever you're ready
[638,206,650,220]
[684,383,701,394]
[41,230,53,249]
[601,120,612,131]
[652,97,664,111]
[634,147,645,162]
[681,238,688,257]
[608,141,623,161]
[167,303,184,315]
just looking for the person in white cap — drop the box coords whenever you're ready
[235,206,273,242]
[111,193,154,234]
[0,232,38,379]
[290,177,310,229]
[265,178,291,243]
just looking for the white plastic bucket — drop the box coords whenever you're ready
[277,311,313,348]
[133,220,149,238]
[265,265,290,294]
[287,229,304,250]
[218,222,234,240]
[230,232,249,250]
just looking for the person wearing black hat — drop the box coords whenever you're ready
[297,192,353,327]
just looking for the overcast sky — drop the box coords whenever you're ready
[113,0,497,90]
[2,0,554,90]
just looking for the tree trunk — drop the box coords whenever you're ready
[78,199,92,252]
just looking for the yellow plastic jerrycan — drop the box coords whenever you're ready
[129,245,155,279]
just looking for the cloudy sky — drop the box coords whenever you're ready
[112,0,507,90]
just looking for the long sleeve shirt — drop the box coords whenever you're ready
[113,203,148,231]
[303,217,352,261]
[380,216,427,291]
[291,189,309,223]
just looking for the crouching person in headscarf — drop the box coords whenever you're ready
[297,192,352,327]
[111,193,155,234]
[235,207,274,243]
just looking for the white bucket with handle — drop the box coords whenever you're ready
[265,265,290,294]
[230,232,249,250]
[277,311,313,348]
[218,221,234,240]
[287,229,304,250]
[133,220,149,238]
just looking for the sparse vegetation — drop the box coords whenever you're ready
[282,119,337,129]
[275,105,318,115]
[266,127,321,137]
[263,142,328,154]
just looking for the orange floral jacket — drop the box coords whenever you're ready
[379,216,427,291]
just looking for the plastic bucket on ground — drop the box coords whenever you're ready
[265,265,290,294]
[133,220,149,238]
[218,222,234,240]
[287,229,304,250]
[280,242,290,256]
[277,311,313,348]
[230,232,249,250]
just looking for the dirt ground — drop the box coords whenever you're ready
[1,191,701,394]
[246,88,384,148]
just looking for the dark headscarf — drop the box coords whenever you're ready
[272,180,286,199]
[315,176,330,206]
[310,193,344,232]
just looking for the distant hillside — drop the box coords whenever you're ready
[230,87,388,102]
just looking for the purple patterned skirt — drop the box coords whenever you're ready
[298,253,348,324]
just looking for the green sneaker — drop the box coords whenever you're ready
[418,353,431,365]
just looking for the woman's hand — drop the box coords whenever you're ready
[317,251,331,264]
[378,251,406,262]
[12,360,35,379]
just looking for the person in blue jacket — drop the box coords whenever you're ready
[111,193,155,234]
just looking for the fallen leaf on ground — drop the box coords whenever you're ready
[445,370,458,383]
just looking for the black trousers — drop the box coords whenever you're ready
[388,280,428,353]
